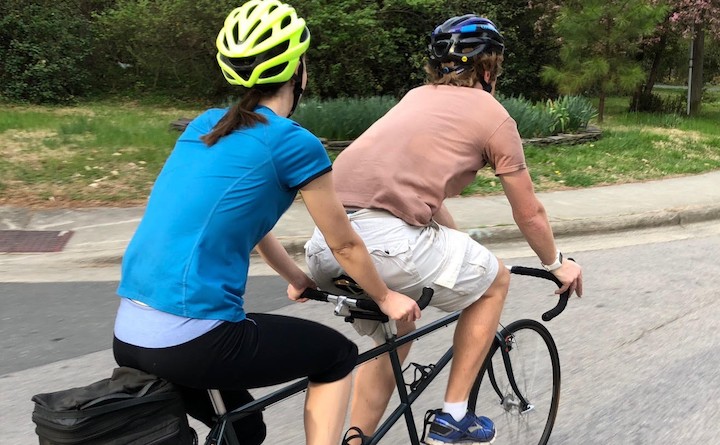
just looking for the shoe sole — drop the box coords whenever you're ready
[423,435,496,445]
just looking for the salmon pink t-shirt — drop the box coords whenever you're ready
[333,84,527,226]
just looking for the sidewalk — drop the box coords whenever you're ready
[1,170,719,280]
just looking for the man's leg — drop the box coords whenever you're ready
[445,260,510,403]
[347,320,415,445]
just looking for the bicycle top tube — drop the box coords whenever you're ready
[301,264,571,323]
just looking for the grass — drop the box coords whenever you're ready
[0,94,719,207]
[0,102,202,206]
[463,94,720,195]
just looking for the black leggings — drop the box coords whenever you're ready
[114,312,358,444]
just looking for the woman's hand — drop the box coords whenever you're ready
[287,275,317,303]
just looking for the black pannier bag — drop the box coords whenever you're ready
[31,367,197,445]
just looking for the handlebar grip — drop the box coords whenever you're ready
[509,266,570,322]
[417,287,434,310]
[355,298,381,312]
[300,288,329,302]
[356,287,434,313]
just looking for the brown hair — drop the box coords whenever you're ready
[201,85,281,147]
[424,52,504,88]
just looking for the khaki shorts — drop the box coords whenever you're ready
[304,209,499,345]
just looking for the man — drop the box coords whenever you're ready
[305,14,583,445]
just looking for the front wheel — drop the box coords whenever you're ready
[468,319,561,445]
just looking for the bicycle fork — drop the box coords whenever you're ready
[488,331,533,414]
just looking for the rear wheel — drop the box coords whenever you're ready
[468,319,561,445]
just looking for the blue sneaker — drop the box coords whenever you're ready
[423,409,496,444]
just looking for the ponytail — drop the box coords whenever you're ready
[201,86,279,147]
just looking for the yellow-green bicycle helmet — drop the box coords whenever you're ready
[216,0,310,88]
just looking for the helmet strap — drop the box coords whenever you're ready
[479,78,492,93]
[439,64,467,76]
[288,58,305,117]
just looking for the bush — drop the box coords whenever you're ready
[293,94,596,140]
[293,96,398,140]
[554,96,598,132]
[498,95,596,138]
[629,91,686,114]
[93,0,235,98]
[0,1,94,103]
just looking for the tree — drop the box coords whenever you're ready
[667,0,720,114]
[541,0,667,121]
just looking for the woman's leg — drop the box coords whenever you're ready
[179,387,267,445]
[243,313,357,445]
[305,375,352,445]
[115,313,358,445]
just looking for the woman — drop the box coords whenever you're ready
[112,2,420,444]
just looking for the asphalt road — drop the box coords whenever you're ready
[2,223,720,444]
[0,276,294,375]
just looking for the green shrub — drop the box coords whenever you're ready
[554,96,598,132]
[292,96,398,140]
[0,2,93,103]
[629,91,686,114]
[499,95,596,138]
[293,94,596,141]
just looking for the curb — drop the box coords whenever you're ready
[467,204,720,245]
[74,204,720,267]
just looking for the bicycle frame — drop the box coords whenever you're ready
[206,310,462,445]
[206,265,568,445]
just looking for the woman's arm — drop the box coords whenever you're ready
[255,232,314,294]
[300,172,421,322]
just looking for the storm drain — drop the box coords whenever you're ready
[0,230,74,253]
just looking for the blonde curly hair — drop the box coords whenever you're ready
[425,52,503,88]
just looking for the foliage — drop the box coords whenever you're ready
[0,0,564,103]
[540,0,667,121]
[0,1,96,103]
[667,0,720,39]
[630,91,687,114]
[292,96,398,139]
[293,94,595,140]
[92,0,236,98]
[498,95,597,137]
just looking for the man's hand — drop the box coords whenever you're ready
[552,259,583,297]
[377,290,422,322]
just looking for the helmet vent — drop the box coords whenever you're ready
[245,21,261,41]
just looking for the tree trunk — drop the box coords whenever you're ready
[643,31,668,95]
[598,91,606,123]
[688,24,705,116]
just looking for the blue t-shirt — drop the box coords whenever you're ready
[116,106,331,322]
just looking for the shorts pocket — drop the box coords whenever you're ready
[366,239,422,290]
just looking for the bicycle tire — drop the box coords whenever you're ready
[468,319,561,445]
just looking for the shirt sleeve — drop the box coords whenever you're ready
[273,123,332,191]
[485,117,527,176]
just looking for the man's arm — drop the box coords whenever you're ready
[499,169,583,296]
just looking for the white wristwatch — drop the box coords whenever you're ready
[541,251,563,272]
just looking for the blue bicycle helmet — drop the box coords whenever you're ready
[428,14,504,69]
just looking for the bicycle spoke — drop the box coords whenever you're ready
[471,319,560,445]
